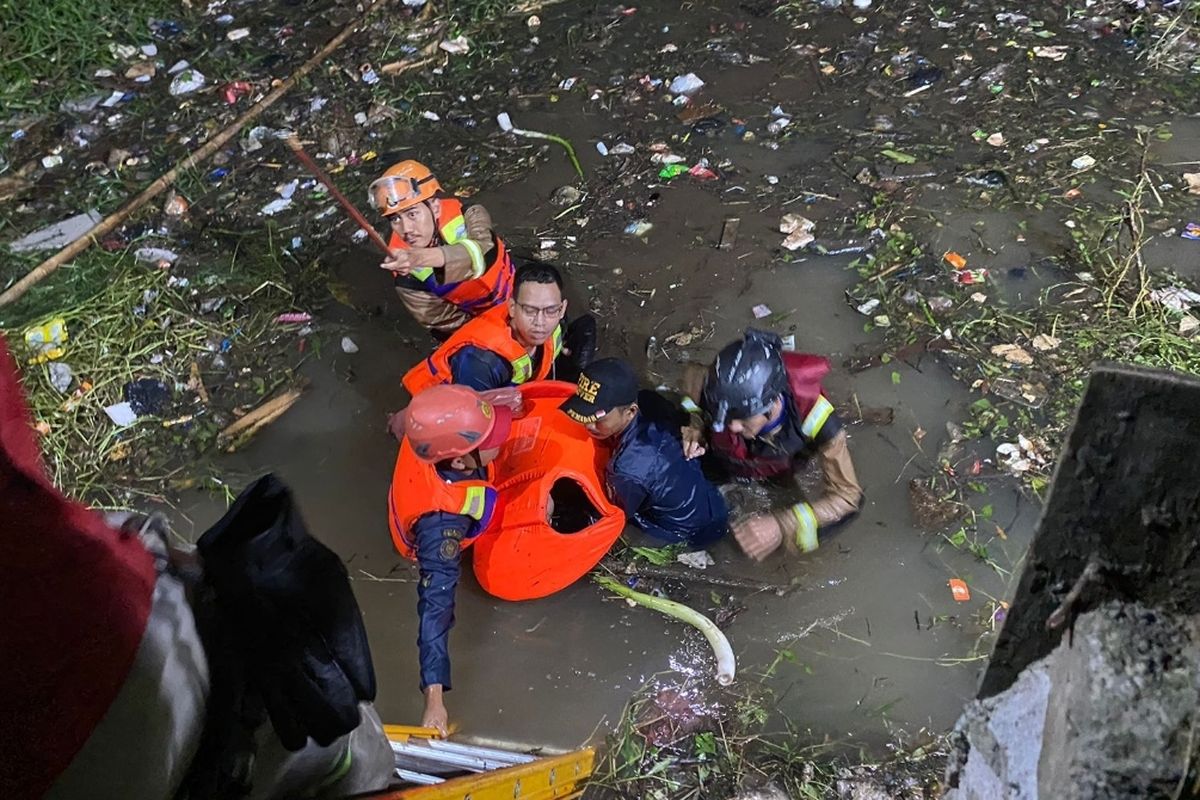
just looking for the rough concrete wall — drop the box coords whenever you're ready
[946,602,1200,799]
[979,366,1200,700]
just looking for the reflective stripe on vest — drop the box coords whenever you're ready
[402,307,563,394]
[801,395,834,439]
[439,213,469,245]
[508,325,563,385]
[459,485,488,518]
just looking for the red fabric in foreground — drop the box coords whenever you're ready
[0,337,157,799]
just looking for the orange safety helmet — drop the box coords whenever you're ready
[405,384,513,462]
[368,160,443,217]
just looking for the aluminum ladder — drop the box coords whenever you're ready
[370,725,595,800]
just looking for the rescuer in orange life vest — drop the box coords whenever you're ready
[387,384,517,735]
[368,160,515,336]
[679,329,864,560]
[401,262,596,397]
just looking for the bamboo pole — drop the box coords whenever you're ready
[217,382,307,449]
[0,0,388,308]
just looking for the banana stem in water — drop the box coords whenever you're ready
[595,575,736,685]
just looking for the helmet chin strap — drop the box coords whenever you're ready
[421,199,440,246]
[712,399,729,433]
[758,399,786,437]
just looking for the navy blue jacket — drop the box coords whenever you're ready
[409,465,490,691]
[607,391,728,546]
[447,345,547,392]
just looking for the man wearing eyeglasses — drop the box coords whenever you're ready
[368,160,514,337]
[401,263,595,395]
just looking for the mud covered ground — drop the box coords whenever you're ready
[3,0,1200,795]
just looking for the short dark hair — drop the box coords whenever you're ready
[513,263,564,298]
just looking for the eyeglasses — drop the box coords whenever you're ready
[514,302,565,320]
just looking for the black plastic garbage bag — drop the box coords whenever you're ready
[564,313,598,370]
[197,474,376,751]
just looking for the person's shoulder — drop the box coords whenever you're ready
[637,389,684,424]
[454,341,494,358]
[619,414,685,475]
[608,422,654,474]
[449,345,510,388]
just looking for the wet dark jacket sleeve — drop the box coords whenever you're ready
[608,392,729,547]
[411,510,471,691]
[448,346,512,391]
[607,471,649,518]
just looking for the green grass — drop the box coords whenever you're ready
[4,258,225,505]
[0,234,308,507]
[0,0,178,113]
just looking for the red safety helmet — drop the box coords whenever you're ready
[368,160,442,217]
[405,385,513,462]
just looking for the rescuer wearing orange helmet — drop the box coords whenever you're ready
[386,384,517,734]
[368,160,515,336]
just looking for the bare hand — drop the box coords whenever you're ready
[421,687,449,736]
[681,426,706,460]
[733,513,784,561]
[382,248,415,276]
[388,409,407,442]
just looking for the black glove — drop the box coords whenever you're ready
[564,313,598,371]
[197,475,376,751]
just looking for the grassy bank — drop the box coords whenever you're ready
[3,233,313,507]
[0,0,178,114]
[588,675,947,799]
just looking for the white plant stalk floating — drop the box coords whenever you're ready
[497,112,584,179]
[595,575,736,685]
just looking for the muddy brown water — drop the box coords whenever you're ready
[175,186,1037,751]
[168,0,1198,755]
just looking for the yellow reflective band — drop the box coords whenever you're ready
[550,325,564,359]
[801,395,835,439]
[440,215,467,243]
[791,502,819,553]
[681,396,700,413]
[510,354,533,384]
[459,486,486,519]
[459,238,486,277]
[410,266,434,281]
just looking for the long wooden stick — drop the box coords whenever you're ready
[217,382,307,447]
[284,134,392,256]
[0,0,387,308]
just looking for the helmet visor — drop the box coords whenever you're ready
[368,175,424,215]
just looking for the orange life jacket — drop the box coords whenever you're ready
[401,304,564,395]
[388,197,514,315]
[387,437,500,560]
[472,381,626,601]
